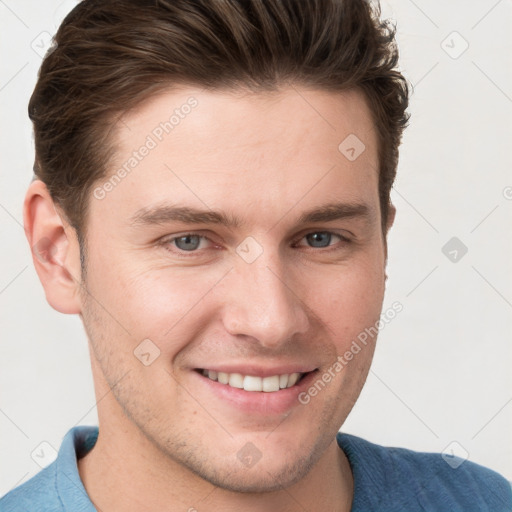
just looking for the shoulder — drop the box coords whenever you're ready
[0,463,63,512]
[337,432,512,512]
[0,426,98,512]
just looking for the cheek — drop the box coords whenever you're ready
[122,269,226,328]
[84,252,225,353]
[309,256,386,338]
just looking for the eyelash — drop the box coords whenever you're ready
[160,231,351,257]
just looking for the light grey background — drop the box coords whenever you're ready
[1,0,511,496]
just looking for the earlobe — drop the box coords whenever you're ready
[23,180,83,314]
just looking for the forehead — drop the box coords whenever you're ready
[93,86,380,231]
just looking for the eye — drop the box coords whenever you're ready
[296,231,348,249]
[170,234,211,252]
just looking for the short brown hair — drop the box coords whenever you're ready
[29,0,409,240]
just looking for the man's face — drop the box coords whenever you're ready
[79,86,387,491]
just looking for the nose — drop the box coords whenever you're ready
[220,253,310,349]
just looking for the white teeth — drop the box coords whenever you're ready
[288,372,300,387]
[262,375,280,392]
[201,370,305,392]
[243,375,262,392]
[228,373,244,389]
[217,372,229,384]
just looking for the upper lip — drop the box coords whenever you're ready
[195,365,318,378]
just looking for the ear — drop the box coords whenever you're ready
[386,203,396,233]
[383,203,396,269]
[23,180,83,314]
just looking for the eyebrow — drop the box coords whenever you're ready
[129,201,373,230]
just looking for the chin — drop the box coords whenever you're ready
[191,455,315,494]
[163,435,322,494]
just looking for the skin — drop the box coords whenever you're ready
[24,85,395,512]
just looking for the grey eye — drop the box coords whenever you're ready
[305,232,333,248]
[174,234,202,251]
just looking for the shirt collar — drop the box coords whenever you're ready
[55,425,98,511]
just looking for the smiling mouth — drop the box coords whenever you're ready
[195,369,316,392]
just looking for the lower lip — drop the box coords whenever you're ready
[191,370,319,415]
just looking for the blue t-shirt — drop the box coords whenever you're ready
[1,425,511,511]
